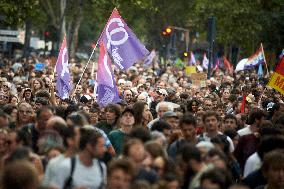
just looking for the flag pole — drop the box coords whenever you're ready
[261,43,269,77]
[74,45,97,90]
[74,8,117,92]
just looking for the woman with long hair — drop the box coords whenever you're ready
[31,78,45,95]
[132,101,153,127]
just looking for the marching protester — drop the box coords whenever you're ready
[0,6,284,189]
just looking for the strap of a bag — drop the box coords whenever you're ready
[97,160,105,189]
[63,156,76,189]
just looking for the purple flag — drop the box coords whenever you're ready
[96,43,120,107]
[55,36,72,99]
[144,50,156,66]
[99,8,149,70]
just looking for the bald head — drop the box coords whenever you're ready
[46,116,67,130]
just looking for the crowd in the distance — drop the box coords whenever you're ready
[0,53,283,189]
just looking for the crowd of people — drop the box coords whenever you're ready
[0,53,284,189]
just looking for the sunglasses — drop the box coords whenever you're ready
[157,91,166,96]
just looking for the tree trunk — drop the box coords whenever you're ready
[23,18,31,58]
[69,0,84,58]
[59,0,66,44]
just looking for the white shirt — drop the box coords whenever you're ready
[237,125,252,137]
[48,155,106,189]
[199,132,235,153]
[43,154,66,187]
[244,152,261,177]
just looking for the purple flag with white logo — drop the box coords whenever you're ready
[55,36,72,99]
[96,43,120,107]
[99,8,149,70]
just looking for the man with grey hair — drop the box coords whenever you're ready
[124,80,133,90]
[147,101,174,129]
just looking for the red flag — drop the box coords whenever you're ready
[223,56,233,74]
[240,95,246,113]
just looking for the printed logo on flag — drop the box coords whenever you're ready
[99,8,149,70]
[97,43,120,107]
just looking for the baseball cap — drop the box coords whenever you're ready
[162,111,178,119]
[157,89,168,96]
[80,94,92,103]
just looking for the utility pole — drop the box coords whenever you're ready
[207,17,216,79]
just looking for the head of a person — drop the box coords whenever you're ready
[0,110,9,128]
[247,108,267,127]
[35,106,54,131]
[203,111,221,134]
[161,111,179,129]
[0,91,9,105]
[33,97,49,111]
[43,76,51,88]
[257,135,284,161]
[262,150,284,189]
[37,129,63,155]
[179,114,197,142]
[223,114,238,131]
[1,82,11,92]
[187,99,200,113]
[79,128,105,158]
[88,107,99,125]
[151,121,171,142]
[3,104,18,122]
[9,95,18,106]
[17,103,33,125]
[46,115,67,130]
[32,78,44,91]
[155,89,168,102]
[75,84,83,93]
[22,88,33,100]
[120,107,135,127]
[80,94,93,108]
[123,90,133,103]
[179,144,202,172]
[1,160,39,189]
[122,139,146,164]
[66,112,88,127]
[223,128,239,148]
[132,101,150,126]
[105,103,121,125]
[107,159,136,189]
[156,102,173,118]
[129,127,151,143]
[200,168,233,189]
[222,89,231,100]
[124,81,133,90]
[137,93,148,103]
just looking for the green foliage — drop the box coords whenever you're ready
[0,0,40,27]
[1,0,283,58]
